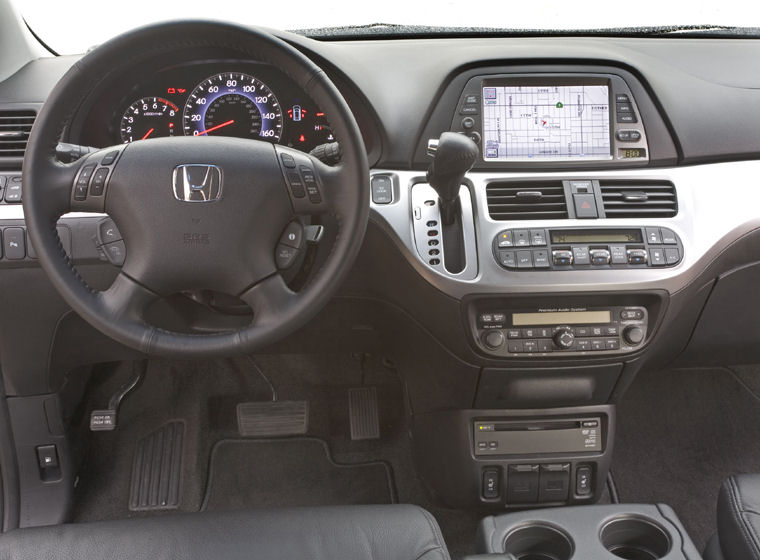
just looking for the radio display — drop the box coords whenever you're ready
[550,229,643,244]
[513,310,612,326]
[482,79,612,161]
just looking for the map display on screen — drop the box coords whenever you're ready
[482,84,611,161]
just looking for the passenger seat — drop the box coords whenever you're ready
[705,474,760,560]
[0,504,451,560]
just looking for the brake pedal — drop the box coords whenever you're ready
[90,362,145,431]
[349,387,380,440]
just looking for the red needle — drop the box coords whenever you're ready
[196,120,235,136]
[141,128,155,140]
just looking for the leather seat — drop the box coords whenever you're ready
[705,474,760,560]
[0,504,451,560]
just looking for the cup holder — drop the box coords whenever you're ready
[503,524,574,560]
[600,517,671,560]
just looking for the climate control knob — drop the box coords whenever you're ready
[623,325,645,345]
[553,327,575,349]
[482,330,505,350]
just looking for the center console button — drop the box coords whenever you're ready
[590,249,611,265]
[609,245,627,264]
[661,228,678,245]
[516,250,533,268]
[604,326,620,336]
[513,230,530,247]
[576,465,593,496]
[572,246,590,265]
[665,247,681,265]
[605,338,621,350]
[498,250,517,268]
[627,248,648,265]
[620,309,644,320]
[482,469,500,500]
[623,325,645,345]
[591,339,606,351]
[574,326,590,337]
[483,330,505,350]
[507,464,539,504]
[532,250,550,268]
[649,248,666,266]
[507,341,524,353]
[576,339,592,351]
[529,229,547,246]
[552,250,573,266]
[496,230,513,247]
[522,328,538,339]
[523,341,538,353]
[506,329,521,339]
[645,227,662,244]
[537,339,552,352]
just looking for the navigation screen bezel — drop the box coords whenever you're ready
[481,76,614,162]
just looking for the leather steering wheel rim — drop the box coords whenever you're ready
[23,21,369,357]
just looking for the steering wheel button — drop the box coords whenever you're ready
[275,243,299,269]
[280,153,296,168]
[286,171,306,198]
[90,168,109,196]
[101,151,119,166]
[280,222,304,250]
[74,185,88,201]
[78,164,96,183]
[98,218,122,245]
[104,241,126,266]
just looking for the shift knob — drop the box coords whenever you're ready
[426,132,478,223]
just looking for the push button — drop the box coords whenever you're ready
[665,247,681,265]
[496,230,513,248]
[103,241,126,266]
[573,194,597,218]
[530,229,547,246]
[507,464,539,504]
[3,227,25,259]
[576,465,593,496]
[482,468,500,499]
[498,250,516,268]
[89,167,109,196]
[649,248,666,266]
[98,218,122,245]
[279,222,304,250]
[513,229,530,247]
[371,175,393,204]
[4,179,21,203]
[609,245,627,264]
[645,227,662,244]
[516,250,533,269]
[275,244,299,269]
[661,228,678,245]
[101,150,119,166]
[552,250,573,266]
[572,246,590,265]
[286,170,306,198]
[532,250,550,268]
[36,445,59,470]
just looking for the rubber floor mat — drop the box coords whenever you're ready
[129,420,184,511]
[201,438,395,511]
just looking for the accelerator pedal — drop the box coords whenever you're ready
[237,401,309,437]
[349,387,380,440]
[129,420,184,511]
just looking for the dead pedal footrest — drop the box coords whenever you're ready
[237,401,309,437]
[129,420,184,511]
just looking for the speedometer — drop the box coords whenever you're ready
[182,72,283,141]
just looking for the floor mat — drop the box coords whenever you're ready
[613,366,760,551]
[201,438,395,511]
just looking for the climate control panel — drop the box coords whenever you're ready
[474,306,648,357]
[492,226,682,271]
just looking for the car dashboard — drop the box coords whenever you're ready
[1,23,760,530]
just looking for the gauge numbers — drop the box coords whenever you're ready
[182,73,283,142]
[120,97,179,143]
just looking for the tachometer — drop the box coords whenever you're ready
[120,97,179,143]
[182,73,283,141]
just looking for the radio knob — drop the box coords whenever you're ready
[623,325,645,345]
[482,330,505,350]
[553,327,575,349]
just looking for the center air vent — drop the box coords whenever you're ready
[486,181,568,221]
[599,180,677,218]
[0,110,36,158]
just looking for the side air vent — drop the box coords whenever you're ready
[486,181,568,221]
[600,180,677,218]
[0,110,36,158]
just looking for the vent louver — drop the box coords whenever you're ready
[486,181,568,221]
[0,110,36,158]
[599,180,677,218]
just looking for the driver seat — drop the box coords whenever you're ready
[0,505,451,560]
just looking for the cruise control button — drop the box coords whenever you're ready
[275,243,300,269]
[300,166,322,203]
[498,250,516,268]
[516,250,533,268]
[279,222,304,249]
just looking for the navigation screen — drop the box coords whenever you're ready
[482,83,612,161]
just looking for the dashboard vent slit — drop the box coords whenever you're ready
[0,110,36,158]
[599,180,677,218]
[486,181,568,221]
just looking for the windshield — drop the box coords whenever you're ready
[22,0,760,55]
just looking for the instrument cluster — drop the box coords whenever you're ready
[93,61,335,153]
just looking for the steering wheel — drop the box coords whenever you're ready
[22,22,369,357]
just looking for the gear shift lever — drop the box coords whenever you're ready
[426,132,479,225]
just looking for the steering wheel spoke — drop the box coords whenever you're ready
[97,272,160,325]
[239,273,299,328]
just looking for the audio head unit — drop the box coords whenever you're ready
[450,73,649,167]
[473,305,648,358]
